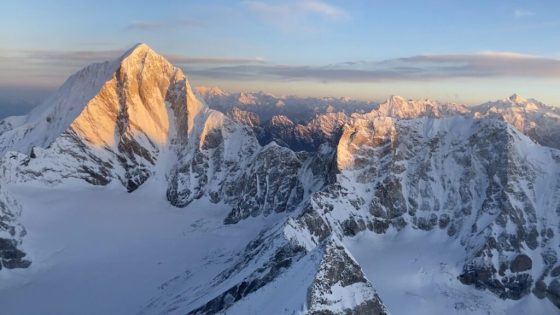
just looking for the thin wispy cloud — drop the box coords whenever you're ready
[4,48,559,87]
[514,9,536,18]
[245,0,347,32]
[126,21,167,31]
[300,0,346,17]
[23,49,123,65]
[188,52,560,82]
[2,49,265,66]
[168,55,265,65]
[247,0,346,18]
[126,19,206,31]
[0,48,266,86]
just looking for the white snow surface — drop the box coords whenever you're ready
[345,230,558,315]
[0,180,280,315]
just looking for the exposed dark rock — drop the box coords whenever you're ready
[256,113,348,152]
[296,206,332,243]
[307,242,388,315]
[341,217,366,236]
[0,237,30,269]
[459,262,533,300]
[533,280,547,299]
[223,146,305,224]
[438,213,450,229]
[552,266,560,277]
[510,254,532,273]
[547,279,560,308]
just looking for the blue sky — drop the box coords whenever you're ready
[1,0,560,113]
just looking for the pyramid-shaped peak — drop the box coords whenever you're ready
[509,93,527,103]
[0,42,207,156]
[197,86,228,96]
[118,43,173,68]
[385,95,440,105]
[387,95,407,103]
[132,42,152,50]
[122,43,156,57]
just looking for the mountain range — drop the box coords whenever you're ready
[0,44,559,314]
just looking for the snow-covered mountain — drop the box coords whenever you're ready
[0,44,559,314]
[473,94,560,150]
[374,95,470,118]
[197,86,377,122]
[1,43,204,190]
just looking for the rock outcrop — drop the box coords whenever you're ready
[0,182,30,270]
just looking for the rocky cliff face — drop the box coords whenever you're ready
[1,44,559,313]
[257,112,348,152]
[318,113,560,307]
[0,181,30,270]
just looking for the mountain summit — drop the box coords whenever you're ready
[1,43,212,191]
[509,93,528,103]
[0,43,206,156]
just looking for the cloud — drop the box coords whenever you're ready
[2,49,265,67]
[0,48,266,87]
[126,19,206,31]
[247,0,346,18]
[514,9,536,18]
[4,47,559,89]
[187,52,560,82]
[168,55,265,65]
[300,0,346,17]
[126,21,167,31]
[245,0,347,31]
[22,49,123,65]
[393,52,560,78]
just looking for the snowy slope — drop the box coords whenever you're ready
[346,230,559,315]
[0,182,275,314]
[0,58,119,155]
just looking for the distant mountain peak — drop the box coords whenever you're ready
[375,95,469,118]
[387,95,407,103]
[473,94,549,112]
[509,93,527,103]
[122,42,152,56]
[197,86,228,96]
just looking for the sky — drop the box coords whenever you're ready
[1,0,560,116]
